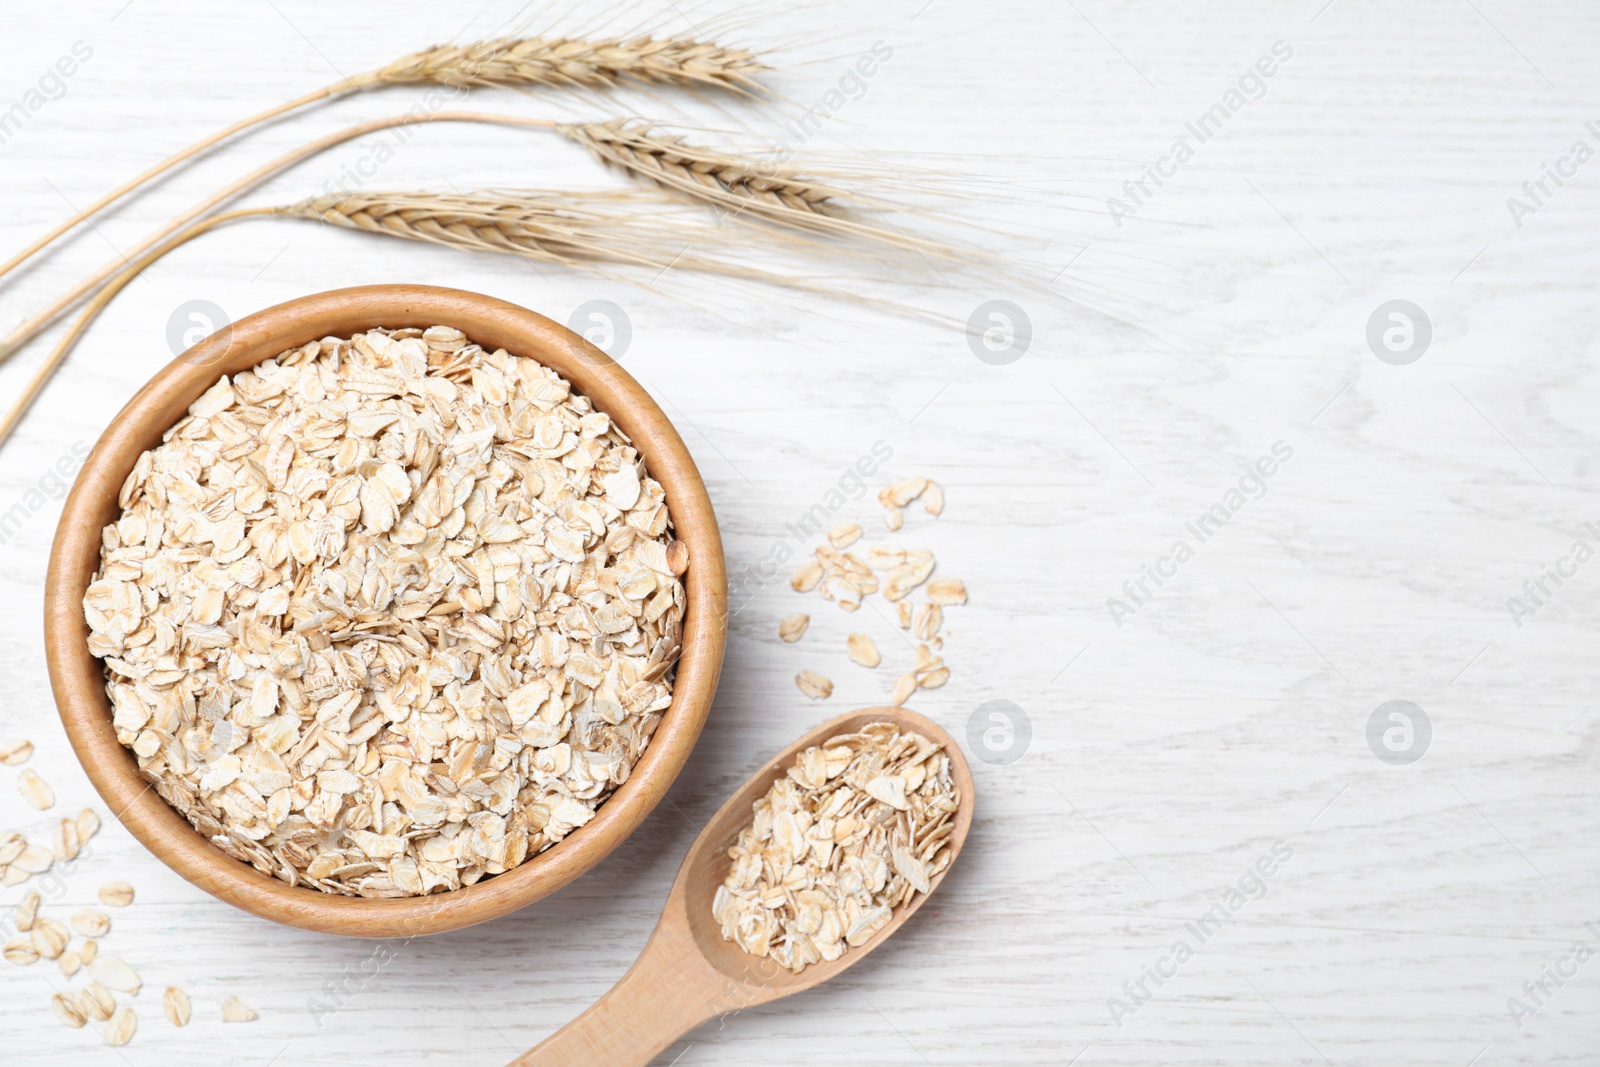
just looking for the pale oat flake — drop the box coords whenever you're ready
[163,986,192,1028]
[104,1007,136,1047]
[17,769,54,810]
[14,843,53,874]
[0,739,32,765]
[99,881,135,908]
[83,981,115,1021]
[52,818,80,862]
[51,992,87,1029]
[220,995,258,1022]
[827,522,862,550]
[72,909,111,938]
[845,634,880,669]
[925,578,968,605]
[777,614,809,643]
[713,722,959,973]
[76,808,101,844]
[789,560,823,593]
[83,328,686,896]
[794,670,833,700]
[890,672,918,707]
[877,478,927,509]
[15,890,40,932]
[30,918,68,960]
[3,935,38,965]
[88,953,141,994]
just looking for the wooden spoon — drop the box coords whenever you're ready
[510,705,975,1066]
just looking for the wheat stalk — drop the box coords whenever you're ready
[0,34,768,286]
[0,112,556,366]
[0,110,961,367]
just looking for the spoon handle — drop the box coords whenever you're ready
[509,920,724,1067]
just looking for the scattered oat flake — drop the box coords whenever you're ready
[926,578,968,606]
[919,667,950,690]
[3,935,38,965]
[778,614,809,643]
[30,918,68,959]
[51,992,87,1029]
[790,559,824,593]
[795,671,833,700]
[0,739,32,765]
[17,769,53,810]
[58,949,82,977]
[878,478,927,508]
[72,910,111,938]
[846,634,881,669]
[0,832,23,865]
[80,939,99,964]
[104,1007,137,1046]
[15,890,39,932]
[827,522,862,550]
[53,818,80,861]
[88,954,141,994]
[883,507,903,532]
[76,808,101,843]
[15,843,53,874]
[220,995,258,1022]
[163,987,192,1028]
[890,672,918,707]
[83,981,114,1021]
[922,480,944,516]
[99,882,135,908]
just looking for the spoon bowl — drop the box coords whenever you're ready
[513,705,975,1066]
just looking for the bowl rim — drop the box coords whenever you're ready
[44,284,727,938]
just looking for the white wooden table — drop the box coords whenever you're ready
[1,1,1596,1063]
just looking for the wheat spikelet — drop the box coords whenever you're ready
[559,119,845,218]
[277,190,732,272]
[376,36,766,94]
[554,120,975,264]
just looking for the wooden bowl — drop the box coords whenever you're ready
[43,285,727,938]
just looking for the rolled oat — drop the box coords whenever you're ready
[713,723,959,973]
[83,328,686,896]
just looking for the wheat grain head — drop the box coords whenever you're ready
[375,36,767,94]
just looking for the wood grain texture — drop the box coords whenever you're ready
[0,0,1596,1065]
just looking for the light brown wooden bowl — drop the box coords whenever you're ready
[43,284,727,938]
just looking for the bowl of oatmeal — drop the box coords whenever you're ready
[44,285,727,937]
